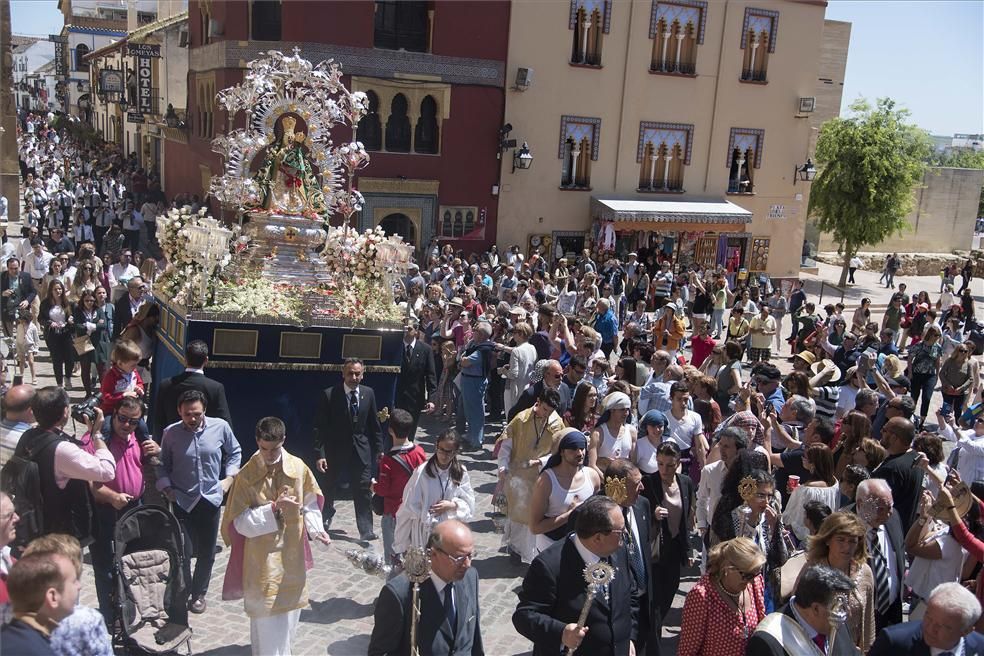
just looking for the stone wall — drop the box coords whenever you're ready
[817,167,984,254]
[816,251,984,277]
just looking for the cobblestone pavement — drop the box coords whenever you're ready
[9,260,968,655]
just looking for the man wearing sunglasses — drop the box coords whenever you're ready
[83,396,160,624]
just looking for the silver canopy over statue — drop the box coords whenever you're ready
[199,48,411,325]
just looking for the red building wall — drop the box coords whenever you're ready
[174,0,509,252]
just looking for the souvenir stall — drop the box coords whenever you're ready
[588,197,753,274]
[151,49,411,455]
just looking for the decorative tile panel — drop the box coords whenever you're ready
[637,121,695,164]
[559,115,602,160]
[740,8,779,52]
[569,0,613,33]
[650,1,707,44]
[726,128,765,168]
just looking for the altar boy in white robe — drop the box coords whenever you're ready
[221,416,330,656]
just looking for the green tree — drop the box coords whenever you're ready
[809,98,933,286]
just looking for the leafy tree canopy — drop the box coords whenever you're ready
[808,98,933,285]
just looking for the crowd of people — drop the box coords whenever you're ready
[3,112,984,656]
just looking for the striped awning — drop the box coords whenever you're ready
[591,197,753,227]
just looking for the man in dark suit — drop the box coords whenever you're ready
[746,564,858,656]
[154,340,232,439]
[368,520,483,656]
[869,582,984,656]
[1,257,36,337]
[855,478,906,632]
[112,275,148,340]
[513,495,639,656]
[873,416,924,534]
[605,459,657,656]
[395,318,436,440]
[313,357,381,541]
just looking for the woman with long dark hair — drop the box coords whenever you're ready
[39,279,75,388]
[393,430,475,554]
[73,289,107,396]
[564,383,599,433]
[643,441,696,639]
[782,444,840,543]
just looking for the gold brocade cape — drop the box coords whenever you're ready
[504,407,564,523]
[220,450,323,618]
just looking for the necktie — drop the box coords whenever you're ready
[623,508,645,587]
[349,390,359,420]
[405,343,413,363]
[812,634,826,653]
[443,582,457,632]
[869,528,892,614]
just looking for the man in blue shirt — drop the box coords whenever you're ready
[592,298,619,359]
[157,389,241,614]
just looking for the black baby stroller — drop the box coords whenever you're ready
[112,505,193,655]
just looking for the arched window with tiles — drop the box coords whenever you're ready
[357,90,382,151]
[442,210,453,237]
[385,93,412,152]
[414,95,439,154]
[464,210,475,234]
[637,122,693,192]
[569,0,610,66]
[727,128,764,194]
[740,8,778,82]
[453,210,464,237]
[650,2,705,75]
[559,116,600,189]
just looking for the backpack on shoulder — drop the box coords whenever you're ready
[1,430,65,553]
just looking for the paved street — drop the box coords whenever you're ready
[9,259,972,655]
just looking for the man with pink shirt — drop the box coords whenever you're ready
[81,396,160,622]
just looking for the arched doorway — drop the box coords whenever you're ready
[378,212,417,247]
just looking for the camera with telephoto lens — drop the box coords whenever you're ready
[71,395,101,424]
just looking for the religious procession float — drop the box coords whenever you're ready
[152,49,411,451]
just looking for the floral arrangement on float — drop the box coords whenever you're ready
[154,206,243,308]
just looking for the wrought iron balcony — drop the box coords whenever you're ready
[740,68,767,82]
[650,60,696,75]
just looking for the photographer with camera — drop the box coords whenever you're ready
[4,386,115,549]
[80,396,160,623]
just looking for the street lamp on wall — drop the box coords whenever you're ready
[118,97,129,114]
[793,158,816,185]
[512,142,533,173]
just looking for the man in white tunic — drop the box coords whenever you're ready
[220,417,330,656]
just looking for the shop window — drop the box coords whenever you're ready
[414,95,439,154]
[356,91,382,151]
[251,0,282,41]
[650,2,705,74]
[571,4,606,66]
[374,1,429,53]
[75,45,90,72]
[384,93,411,152]
[740,8,778,83]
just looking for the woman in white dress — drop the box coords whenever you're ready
[782,444,841,543]
[588,391,637,475]
[528,429,601,553]
[393,430,476,555]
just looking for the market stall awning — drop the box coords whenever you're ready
[591,196,753,232]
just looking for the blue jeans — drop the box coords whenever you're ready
[381,513,396,565]
[910,372,937,419]
[711,309,725,336]
[458,374,488,448]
